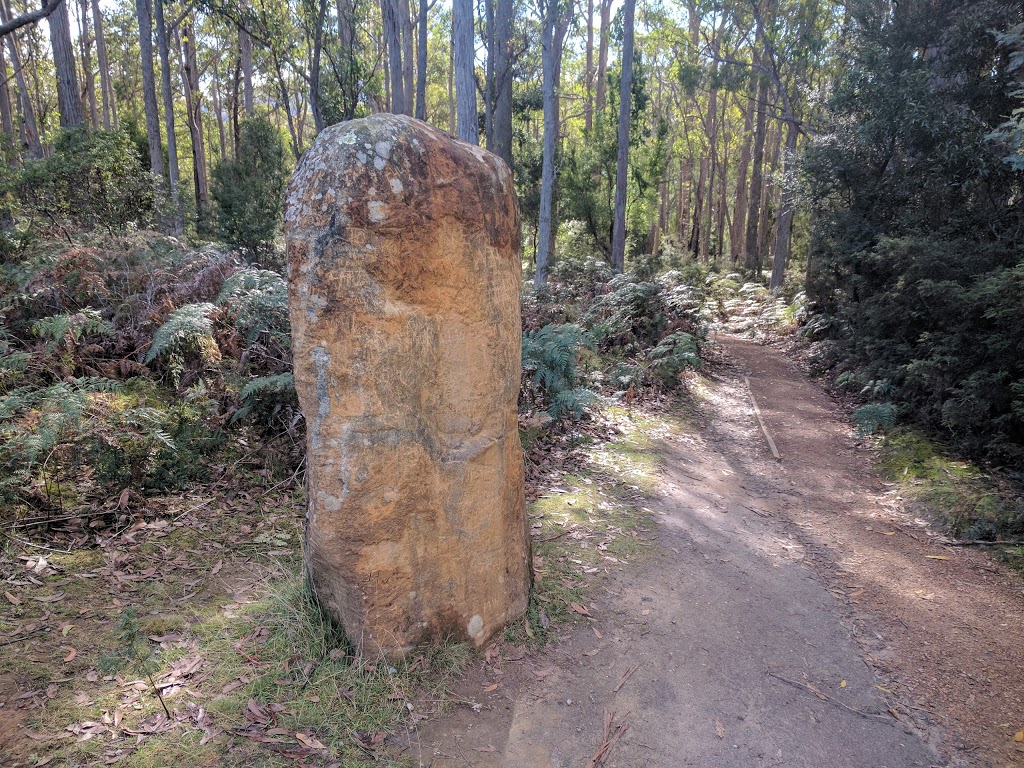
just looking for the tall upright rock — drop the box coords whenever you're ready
[286,114,530,658]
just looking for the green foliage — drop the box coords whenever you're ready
[804,1,1024,467]
[216,267,290,348]
[645,331,700,387]
[211,117,288,256]
[233,372,298,430]
[3,127,154,233]
[521,324,596,420]
[851,402,897,437]
[145,303,220,385]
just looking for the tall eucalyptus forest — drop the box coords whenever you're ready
[1,0,1024,497]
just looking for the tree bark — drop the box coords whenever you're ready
[483,0,494,149]
[584,0,593,131]
[769,120,798,291]
[0,43,14,163]
[308,0,328,131]
[595,0,611,114]
[47,0,84,127]
[135,0,163,176]
[744,70,769,273]
[731,94,753,264]
[91,0,115,129]
[211,55,227,160]
[534,0,557,286]
[491,0,513,165]
[240,28,254,116]
[452,0,477,143]
[382,0,405,114]
[415,0,428,119]
[272,51,301,159]
[77,0,98,129]
[176,17,208,226]
[400,0,414,115]
[154,0,182,233]
[610,0,636,273]
[0,0,41,159]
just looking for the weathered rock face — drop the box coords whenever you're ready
[285,114,531,658]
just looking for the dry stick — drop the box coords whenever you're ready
[586,708,630,768]
[945,539,1024,547]
[745,376,781,460]
[766,671,891,723]
[613,664,638,693]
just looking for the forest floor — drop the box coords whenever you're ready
[413,335,1024,768]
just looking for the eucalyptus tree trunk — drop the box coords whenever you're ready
[447,28,455,132]
[77,0,99,129]
[595,0,611,114]
[483,0,494,148]
[382,0,405,114]
[176,18,208,225]
[308,0,327,131]
[730,95,754,264]
[47,0,85,127]
[534,0,557,286]
[610,0,636,273]
[584,0,593,131]
[154,0,182,233]
[0,0,41,159]
[400,0,414,114]
[769,121,799,291]
[452,0,477,143]
[0,46,15,163]
[135,0,163,176]
[744,71,769,273]
[415,0,428,119]
[272,52,301,159]
[689,155,706,258]
[91,0,116,129]
[240,29,254,115]
[491,0,513,165]
[211,56,227,160]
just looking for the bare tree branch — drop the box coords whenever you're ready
[0,0,65,39]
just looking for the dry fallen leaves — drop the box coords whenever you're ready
[714,720,725,738]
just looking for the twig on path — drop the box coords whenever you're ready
[586,708,630,768]
[766,671,892,723]
[745,377,782,461]
[534,529,571,543]
[613,665,638,693]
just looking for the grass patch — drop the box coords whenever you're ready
[514,402,684,644]
[878,428,1024,568]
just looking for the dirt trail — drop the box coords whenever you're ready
[414,336,1024,768]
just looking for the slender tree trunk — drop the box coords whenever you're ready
[91,0,115,129]
[714,89,728,265]
[452,0,477,143]
[769,121,799,291]
[492,0,513,165]
[309,0,327,131]
[483,0,494,149]
[731,95,753,264]
[230,53,241,155]
[689,155,706,258]
[154,0,182,233]
[447,26,455,132]
[744,71,768,273]
[48,0,85,127]
[0,1,41,159]
[272,53,301,159]
[610,0,636,273]
[595,0,611,114]
[135,0,163,176]
[758,120,783,275]
[176,18,208,227]
[415,0,428,119]
[584,0,593,131]
[240,29,254,115]
[212,57,227,160]
[76,0,98,129]
[677,154,691,241]
[401,0,414,114]
[534,0,558,286]
[0,45,15,163]
[382,0,405,114]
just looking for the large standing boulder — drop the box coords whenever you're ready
[285,114,531,658]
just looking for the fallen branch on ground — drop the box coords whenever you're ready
[766,671,891,723]
[586,708,630,768]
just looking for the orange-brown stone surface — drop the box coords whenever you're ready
[285,114,531,657]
